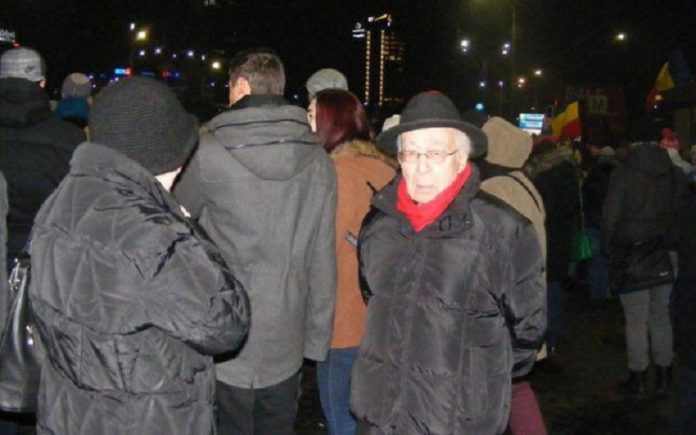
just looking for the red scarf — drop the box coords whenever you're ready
[396,163,472,232]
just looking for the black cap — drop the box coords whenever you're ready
[376,91,488,158]
[90,77,198,175]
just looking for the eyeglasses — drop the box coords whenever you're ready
[397,149,459,163]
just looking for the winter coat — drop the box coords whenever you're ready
[674,180,696,368]
[174,95,337,388]
[0,78,85,269]
[526,147,580,282]
[601,144,683,254]
[479,120,546,260]
[0,172,7,328]
[29,143,250,435]
[330,140,395,349]
[582,162,615,229]
[351,167,546,435]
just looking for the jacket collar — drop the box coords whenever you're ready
[372,164,481,238]
[330,139,398,169]
[229,94,288,111]
[0,77,51,128]
[70,142,182,215]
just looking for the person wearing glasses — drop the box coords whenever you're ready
[350,91,546,435]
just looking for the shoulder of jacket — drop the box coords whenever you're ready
[474,190,532,230]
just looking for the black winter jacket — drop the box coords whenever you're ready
[526,148,580,282]
[582,162,615,229]
[29,143,250,435]
[601,144,683,255]
[0,78,85,269]
[351,168,546,435]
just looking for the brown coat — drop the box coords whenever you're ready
[330,140,396,348]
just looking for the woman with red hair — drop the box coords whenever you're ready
[307,90,396,435]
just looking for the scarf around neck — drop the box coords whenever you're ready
[396,163,472,232]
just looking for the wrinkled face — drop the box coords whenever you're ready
[398,127,469,204]
[307,98,317,132]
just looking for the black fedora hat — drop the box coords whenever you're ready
[376,91,488,158]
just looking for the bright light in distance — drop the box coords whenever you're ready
[517,77,526,88]
[616,32,627,41]
[172,53,177,59]
[187,50,195,58]
[136,30,148,41]
[201,55,206,61]
[497,80,505,88]
[139,50,146,57]
[129,23,136,31]
[534,69,543,76]
[460,39,470,53]
[503,42,511,49]
[154,47,162,55]
[501,49,509,56]
[478,81,486,88]
[212,61,221,70]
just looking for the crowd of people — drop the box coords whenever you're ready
[0,43,693,435]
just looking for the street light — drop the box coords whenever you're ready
[212,61,222,70]
[136,30,148,42]
[461,38,470,54]
[615,32,627,42]
[534,69,543,77]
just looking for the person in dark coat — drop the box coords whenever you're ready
[28,77,251,435]
[350,92,546,435]
[673,178,696,434]
[0,47,85,272]
[525,140,580,354]
[582,146,617,301]
[174,48,337,435]
[602,140,683,398]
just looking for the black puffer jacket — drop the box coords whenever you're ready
[0,78,85,268]
[351,168,545,435]
[601,143,683,254]
[29,143,250,435]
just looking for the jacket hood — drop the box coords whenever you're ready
[206,95,321,180]
[626,143,674,177]
[524,145,574,178]
[0,77,51,127]
[330,139,398,169]
[482,116,532,168]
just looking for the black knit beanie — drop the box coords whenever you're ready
[90,77,198,175]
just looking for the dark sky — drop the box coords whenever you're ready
[3,0,695,119]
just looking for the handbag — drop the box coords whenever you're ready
[0,251,40,413]
[610,236,674,292]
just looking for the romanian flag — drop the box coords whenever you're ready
[551,101,581,141]
[646,49,693,110]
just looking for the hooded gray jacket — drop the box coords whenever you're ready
[175,95,337,388]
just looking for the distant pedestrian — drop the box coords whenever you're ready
[525,140,580,357]
[29,76,250,435]
[308,89,395,435]
[306,68,348,101]
[54,72,92,128]
[583,146,617,301]
[602,127,684,398]
[0,47,85,274]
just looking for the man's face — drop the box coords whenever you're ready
[307,98,317,132]
[399,127,469,204]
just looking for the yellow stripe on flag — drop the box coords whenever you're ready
[655,62,675,92]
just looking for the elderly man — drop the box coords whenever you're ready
[350,91,546,435]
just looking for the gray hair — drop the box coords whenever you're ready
[396,128,472,156]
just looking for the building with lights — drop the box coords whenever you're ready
[352,13,405,110]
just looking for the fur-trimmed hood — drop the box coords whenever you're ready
[524,145,575,179]
[330,139,398,169]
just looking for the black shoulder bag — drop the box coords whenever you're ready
[0,249,40,413]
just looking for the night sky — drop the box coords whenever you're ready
[3,0,696,120]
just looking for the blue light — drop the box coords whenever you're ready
[475,103,485,111]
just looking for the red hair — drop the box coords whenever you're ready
[314,89,373,152]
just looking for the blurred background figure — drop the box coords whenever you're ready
[54,72,92,129]
[306,68,348,101]
[307,88,395,435]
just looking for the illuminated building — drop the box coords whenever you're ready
[352,13,405,109]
